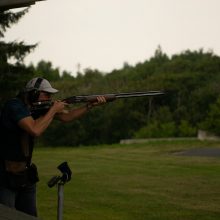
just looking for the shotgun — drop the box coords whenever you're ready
[31,90,164,114]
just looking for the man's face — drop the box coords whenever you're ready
[38,91,52,101]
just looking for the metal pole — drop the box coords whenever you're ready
[57,183,64,220]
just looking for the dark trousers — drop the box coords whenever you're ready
[0,184,37,217]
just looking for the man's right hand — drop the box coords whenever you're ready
[51,101,66,113]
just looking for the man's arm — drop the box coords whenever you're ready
[18,101,65,137]
[56,104,90,122]
[56,96,106,122]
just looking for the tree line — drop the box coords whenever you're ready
[1,9,220,146]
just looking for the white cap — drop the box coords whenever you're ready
[25,77,58,93]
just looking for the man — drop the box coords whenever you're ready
[0,77,106,217]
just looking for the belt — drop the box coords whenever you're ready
[4,160,27,173]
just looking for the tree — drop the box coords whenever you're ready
[0,8,36,104]
[33,60,60,81]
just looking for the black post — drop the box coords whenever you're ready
[47,162,72,220]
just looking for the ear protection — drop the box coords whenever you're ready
[28,77,43,103]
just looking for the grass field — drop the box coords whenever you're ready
[33,140,220,220]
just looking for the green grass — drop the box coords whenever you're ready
[33,140,220,220]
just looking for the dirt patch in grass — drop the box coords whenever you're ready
[173,148,220,157]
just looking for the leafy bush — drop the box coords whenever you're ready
[134,121,176,138]
[199,97,220,135]
[178,120,197,137]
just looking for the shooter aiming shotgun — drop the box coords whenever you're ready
[30,90,164,114]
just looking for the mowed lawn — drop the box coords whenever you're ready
[33,140,220,220]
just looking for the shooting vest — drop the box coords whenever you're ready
[0,98,34,172]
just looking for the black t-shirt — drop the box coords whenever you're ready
[0,98,33,161]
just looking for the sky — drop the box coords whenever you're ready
[4,0,220,75]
